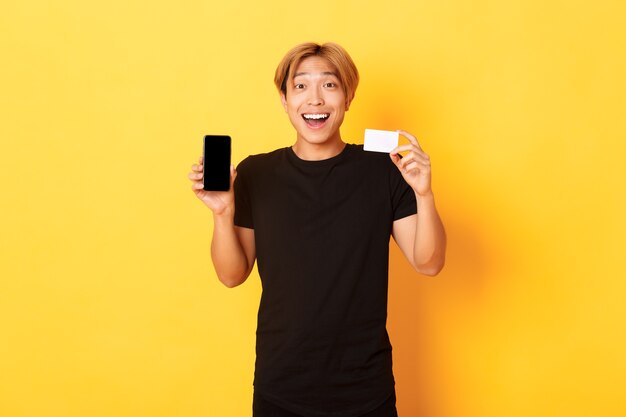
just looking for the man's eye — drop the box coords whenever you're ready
[324,82,336,88]
[294,83,305,89]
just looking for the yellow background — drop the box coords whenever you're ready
[1,1,625,416]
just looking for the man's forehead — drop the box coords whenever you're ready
[292,56,339,78]
[293,71,338,78]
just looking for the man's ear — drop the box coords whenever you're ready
[345,94,354,111]
[280,92,288,113]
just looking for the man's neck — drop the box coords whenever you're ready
[291,138,346,161]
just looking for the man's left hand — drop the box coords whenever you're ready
[389,130,432,197]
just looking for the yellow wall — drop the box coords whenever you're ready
[1,1,625,416]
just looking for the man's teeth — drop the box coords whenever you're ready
[303,114,329,120]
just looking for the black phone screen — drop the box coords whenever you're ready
[203,135,231,191]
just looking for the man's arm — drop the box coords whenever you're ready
[389,130,446,276]
[211,215,256,287]
[189,157,257,287]
[392,194,446,276]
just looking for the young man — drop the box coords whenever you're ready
[189,42,446,417]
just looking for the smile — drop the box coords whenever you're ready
[302,113,330,128]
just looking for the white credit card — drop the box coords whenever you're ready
[363,129,399,153]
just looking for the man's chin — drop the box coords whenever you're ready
[297,128,341,144]
[299,135,335,146]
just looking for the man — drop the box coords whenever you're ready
[189,42,446,417]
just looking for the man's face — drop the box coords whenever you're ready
[281,56,350,147]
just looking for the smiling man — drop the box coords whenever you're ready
[189,42,446,417]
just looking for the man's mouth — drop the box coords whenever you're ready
[302,113,330,128]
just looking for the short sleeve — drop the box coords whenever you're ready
[234,158,254,229]
[389,159,417,221]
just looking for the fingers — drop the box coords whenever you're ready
[191,158,204,172]
[397,130,422,150]
[398,150,430,167]
[390,149,431,175]
[189,157,204,180]
[390,144,430,162]
[390,152,402,166]
[229,165,237,188]
[389,133,433,192]
[400,157,430,172]
[390,131,430,170]
[189,156,204,187]
[190,166,204,190]
[189,160,238,193]
[390,144,414,155]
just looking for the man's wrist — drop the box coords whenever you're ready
[415,190,435,202]
[212,206,235,223]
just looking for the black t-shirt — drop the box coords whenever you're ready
[234,143,417,417]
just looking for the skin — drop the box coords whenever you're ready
[390,131,447,276]
[279,56,351,160]
[188,56,446,287]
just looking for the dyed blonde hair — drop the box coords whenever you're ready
[274,42,359,103]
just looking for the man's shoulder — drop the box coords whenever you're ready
[237,143,394,172]
[237,147,288,171]
[347,143,395,168]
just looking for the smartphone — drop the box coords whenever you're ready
[203,135,231,191]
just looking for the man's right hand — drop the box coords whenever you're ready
[189,156,237,216]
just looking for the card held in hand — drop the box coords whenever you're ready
[363,129,399,153]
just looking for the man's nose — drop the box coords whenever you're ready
[307,87,324,105]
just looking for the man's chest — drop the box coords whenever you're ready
[249,164,392,243]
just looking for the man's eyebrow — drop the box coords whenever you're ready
[293,71,338,78]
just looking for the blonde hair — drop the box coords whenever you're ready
[274,42,359,103]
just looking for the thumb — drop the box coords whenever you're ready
[389,152,402,168]
[229,165,237,189]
